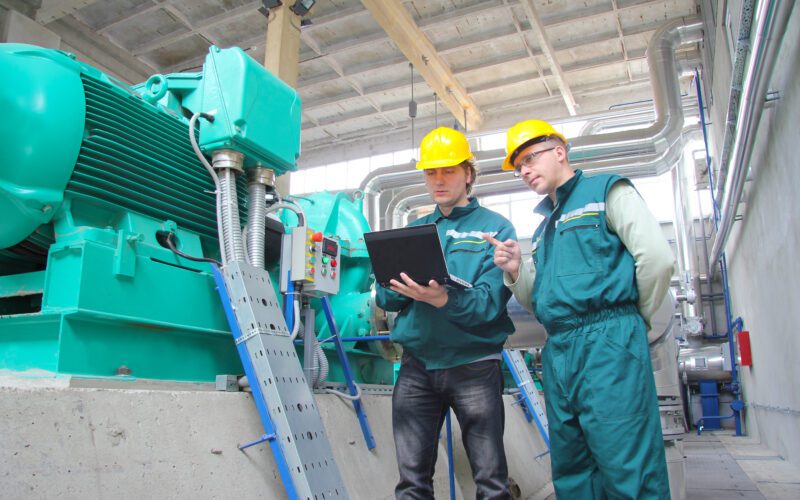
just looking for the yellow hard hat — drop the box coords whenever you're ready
[502,120,568,171]
[416,127,473,170]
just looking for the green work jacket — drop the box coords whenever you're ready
[375,197,516,369]
[531,170,639,332]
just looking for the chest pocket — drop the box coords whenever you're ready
[446,237,489,281]
[555,216,603,277]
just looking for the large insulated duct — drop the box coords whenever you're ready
[360,18,702,230]
[671,149,703,335]
[567,18,702,161]
[709,0,795,273]
[389,127,702,228]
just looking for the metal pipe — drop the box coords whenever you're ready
[709,0,795,272]
[365,18,702,230]
[389,127,702,228]
[671,149,702,334]
[567,19,703,161]
[714,0,756,205]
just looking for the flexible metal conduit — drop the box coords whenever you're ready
[708,0,795,273]
[361,18,703,230]
[247,182,266,268]
[213,150,246,263]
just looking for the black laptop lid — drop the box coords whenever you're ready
[364,224,450,287]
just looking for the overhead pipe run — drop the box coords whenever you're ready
[567,19,703,161]
[360,18,703,230]
[709,0,795,273]
[388,127,702,229]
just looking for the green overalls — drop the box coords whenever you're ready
[531,170,669,499]
[376,197,516,369]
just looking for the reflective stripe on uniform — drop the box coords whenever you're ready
[555,202,605,227]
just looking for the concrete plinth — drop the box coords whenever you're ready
[0,374,553,499]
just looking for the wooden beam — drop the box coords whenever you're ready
[360,0,482,132]
[263,3,302,195]
[264,4,301,88]
[520,0,578,115]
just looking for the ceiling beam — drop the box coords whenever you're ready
[360,0,482,132]
[301,50,649,134]
[131,1,261,56]
[611,0,634,81]
[45,15,157,84]
[34,0,100,24]
[519,0,577,115]
[95,0,168,34]
[300,30,397,129]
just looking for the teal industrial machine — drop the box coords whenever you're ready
[0,43,394,385]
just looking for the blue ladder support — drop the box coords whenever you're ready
[211,265,299,500]
[320,296,377,450]
[503,349,550,449]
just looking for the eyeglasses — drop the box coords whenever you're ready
[513,146,557,177]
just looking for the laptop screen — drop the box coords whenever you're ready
[364,224,451,287]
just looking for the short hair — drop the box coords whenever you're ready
[461,158,478,194]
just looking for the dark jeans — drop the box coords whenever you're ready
[393,353,510,500]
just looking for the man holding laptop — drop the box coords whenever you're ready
[374,127,516,499]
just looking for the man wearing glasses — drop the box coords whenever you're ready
[484,119,674,499]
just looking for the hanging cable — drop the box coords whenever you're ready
[189,112,226,264]
[409,63,417,162]
[433,92,438,128]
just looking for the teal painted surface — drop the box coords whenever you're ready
[199,46,301,174]
[0,46,388,384]
[283,192,401,363]
[0,44,85,248]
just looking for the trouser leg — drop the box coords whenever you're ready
[393,354,448,500]
[447,360,510,500]
[577,316,670,500]
[542,340,605,499]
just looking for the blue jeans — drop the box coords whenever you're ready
[393,353,510,499]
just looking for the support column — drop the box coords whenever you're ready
[264,4,301,197]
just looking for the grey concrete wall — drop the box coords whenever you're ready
[0,375,553,499]
[710,5,800,466]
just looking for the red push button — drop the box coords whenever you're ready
[331,259,337,267]
[312,232,323,242]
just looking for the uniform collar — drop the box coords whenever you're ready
[534,169,582,216]
[433,197,479,220]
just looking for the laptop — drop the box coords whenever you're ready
[364,223,473,289]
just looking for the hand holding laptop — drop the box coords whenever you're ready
[388,272,449,308]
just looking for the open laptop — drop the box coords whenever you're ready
[364,223,473,289]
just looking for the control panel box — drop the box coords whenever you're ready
[279,228,341,296]
[303,230,341,296]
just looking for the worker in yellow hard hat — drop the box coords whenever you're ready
[485,119,675,499]
[376,126,517,498]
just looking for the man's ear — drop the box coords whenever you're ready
[555,144,568,161]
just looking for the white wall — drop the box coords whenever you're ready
[710,3,800,465]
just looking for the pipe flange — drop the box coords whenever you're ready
[248,167,276,187]
[212,149,244,172]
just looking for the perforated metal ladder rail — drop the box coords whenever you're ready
[503,349,550,449]
[212,262,348,500]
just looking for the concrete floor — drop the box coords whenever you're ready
[684,431,800,499]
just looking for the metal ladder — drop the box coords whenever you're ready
[503,349,550,449]
[212,261,348,500]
